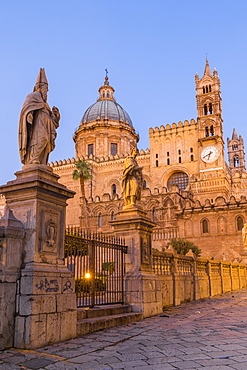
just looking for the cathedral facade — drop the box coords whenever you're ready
[45,61,247,260]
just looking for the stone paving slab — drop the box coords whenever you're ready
[3,289,247,369]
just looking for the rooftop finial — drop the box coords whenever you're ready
[104,68,109,85]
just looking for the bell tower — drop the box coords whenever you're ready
[195,60,225,171]
[189,61,231,200]
[227,128,246,174]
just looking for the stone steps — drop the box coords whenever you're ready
[77,304,143,336]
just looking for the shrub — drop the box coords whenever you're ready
[168,238,201,257]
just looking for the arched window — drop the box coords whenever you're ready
[167,151,170,156]
[233,144,238,151]
[152,207,157,222]
[206,86,208,93]
[143,180,147,189]
[178,156,182,163]
[98,213,102,227]
[111,184,116,196]
[202,219,209,234]
[107,92,110,98]
[209,85,212,92]
[237,216,244,231]
[167,172,189,191]
[156,160,158,167]
[111,211,115,221]
[203,86,205,94]
[234,156,240,167]
[190,148,193,153]
[190,155,194,161]
[205,126,209,137]
[178,149,181,155]
[210,125,214,136]
[204,104,208,115]
[102,92,105,98]
[209,103,213,114]
[167,158,170,165]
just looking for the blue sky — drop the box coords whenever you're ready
[1,0,247,184]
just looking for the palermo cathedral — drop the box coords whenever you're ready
[12,61,247,260]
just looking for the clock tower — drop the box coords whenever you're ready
[190,60,231,199]
[195,59,225,170]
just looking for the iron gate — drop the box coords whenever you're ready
[64,227,127,307]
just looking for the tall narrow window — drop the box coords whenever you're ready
[156,153,158,158]
[205,126,209,137]
[204,104,208,115]
[143,180,147,189]
[202,219,209,234]
[167,158,170,165]
[178,157,181,163]
[152,207,157,222]
[190,155,194,161]
[178,149,181,155]
[210,125,214,136]
[98,213,102,227]
[88,144,94,156]
[111,184,116,196]
[156,160,159,167]
[206,86,208,93]
[190,148,193,153]
[237,216,244,231]
[209,103,213,114]
[233,144,238,151]
[111,211,115,221]
[203,86,205,94]
[167,152,170,156]
[234,156,240,167]
[209,85,212,92]
[110,143,118,156]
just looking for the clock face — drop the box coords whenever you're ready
[201,146,219,163]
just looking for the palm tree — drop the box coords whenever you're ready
[72,159,92,229]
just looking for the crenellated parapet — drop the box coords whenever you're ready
[149,119,197,138]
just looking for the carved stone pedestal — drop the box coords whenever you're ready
[0,165,76,349]
[110,205,162,317]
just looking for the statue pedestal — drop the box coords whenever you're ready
[0,165,77,349]
[110,205,162,317]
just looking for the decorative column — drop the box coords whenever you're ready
[0,164,76,349]
[110,206,163,317]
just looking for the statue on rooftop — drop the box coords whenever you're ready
[122,147,143,207]
[18,68,60,165]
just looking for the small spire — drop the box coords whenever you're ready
[98,71,115,102]
[204,59,212,77]
[232,128,238,140]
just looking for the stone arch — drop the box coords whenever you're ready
[201,218,210,234]
[217,216,227,234]
[236,215,245,232]
[162,166,190,189]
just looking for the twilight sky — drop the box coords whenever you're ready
[0,0,247,184]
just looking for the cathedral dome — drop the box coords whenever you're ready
[81,100,133,127]
[80,76,133,127]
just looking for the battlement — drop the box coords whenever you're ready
[49,148,150,169]
[149,119,197,137]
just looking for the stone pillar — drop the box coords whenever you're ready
[0,208,24,349]
[0,165,76,349]
[110,206,162,317]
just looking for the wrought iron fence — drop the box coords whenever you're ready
[64,227,127,308]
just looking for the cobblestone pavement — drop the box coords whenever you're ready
[2,289,247,369]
